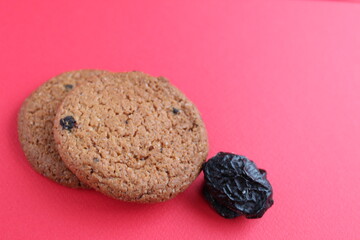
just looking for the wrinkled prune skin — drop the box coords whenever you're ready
[203,152,274,219]
[203,187,240,219]
[60,116,77,131]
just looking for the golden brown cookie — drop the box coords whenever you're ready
[18,70,109,188]
[53,72,209,202]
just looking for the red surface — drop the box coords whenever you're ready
[1,0,359,239]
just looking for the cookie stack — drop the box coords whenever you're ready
[18,70,208,202]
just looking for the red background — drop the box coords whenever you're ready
[1,0,359,239]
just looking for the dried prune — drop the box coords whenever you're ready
[203,152,273,219]
[60,116,77,131]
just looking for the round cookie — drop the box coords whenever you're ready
[18,69,109,188]
[53,72,209,202]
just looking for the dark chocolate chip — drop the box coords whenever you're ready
[60,116,77,131]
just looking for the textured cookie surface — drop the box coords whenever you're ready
[54,72,209,202]
[18,70,108,188]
